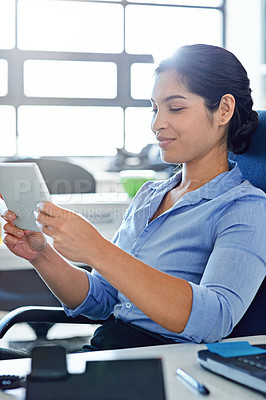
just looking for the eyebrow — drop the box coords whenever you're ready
[150,94,187,103]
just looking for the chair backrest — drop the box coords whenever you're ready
[10,158,96,194]
[229,110,266,191]
[228,110,266,337]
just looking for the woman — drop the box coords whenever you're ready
[2,44,265,352]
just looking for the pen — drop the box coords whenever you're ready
[176,368,210,395]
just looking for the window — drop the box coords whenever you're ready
[0,0,16,50]
[18,106,124,156]
[17,0,124,53]
[0,60,8,96]
[0,0,225,157]
[125,5,222,59]
[0,106,16,156]
[24,60,117,98]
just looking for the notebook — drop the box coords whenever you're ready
[197,343,266,394]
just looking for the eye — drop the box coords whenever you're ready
[169,107,184,113]
[151,108,158,114]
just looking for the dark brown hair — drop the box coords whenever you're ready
[155,44,258,154]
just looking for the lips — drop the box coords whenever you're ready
[156,136,175,149]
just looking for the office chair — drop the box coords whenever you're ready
[0,111,265,345]
[227,109,266,337]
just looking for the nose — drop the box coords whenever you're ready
[151,109,168,134]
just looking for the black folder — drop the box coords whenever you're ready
[26,346,166,400]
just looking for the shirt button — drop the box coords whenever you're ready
[125,302,131,309]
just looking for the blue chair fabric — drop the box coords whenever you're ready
[229,110,266,192]
[228,110,266,337]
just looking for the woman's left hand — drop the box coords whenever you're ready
[35,202,105,264]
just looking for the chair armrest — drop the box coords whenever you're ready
[0,306,106,339]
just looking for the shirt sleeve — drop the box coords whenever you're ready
[181,194,266,343]
[63,269,119,319]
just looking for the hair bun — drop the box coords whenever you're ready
[228,110,258,154]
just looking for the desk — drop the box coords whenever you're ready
[0,335,265,400]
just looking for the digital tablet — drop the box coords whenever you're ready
[0,162,52,231]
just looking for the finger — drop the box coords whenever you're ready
[3,232,24,244]
[1,210,17,222]
[41,225,56,238]
[37,201,65,218]
[36,210,60,229]
[3,222,24,239]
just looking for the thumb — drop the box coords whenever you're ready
[37,201,65,218]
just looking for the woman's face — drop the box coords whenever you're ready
[151,69,225,165]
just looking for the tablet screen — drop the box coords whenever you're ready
[0,162,52,231]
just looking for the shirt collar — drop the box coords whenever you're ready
[200,161,243,200]
[149,161,244,201]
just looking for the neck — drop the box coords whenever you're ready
[178,150,229,192]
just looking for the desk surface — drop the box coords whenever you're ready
[0,335,265,400]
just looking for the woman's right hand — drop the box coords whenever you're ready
[1,210,47,262]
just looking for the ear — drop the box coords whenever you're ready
[218,94,235,126]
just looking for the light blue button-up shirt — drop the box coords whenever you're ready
[64,162,266,343]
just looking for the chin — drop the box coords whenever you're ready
[160,151,183,165]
